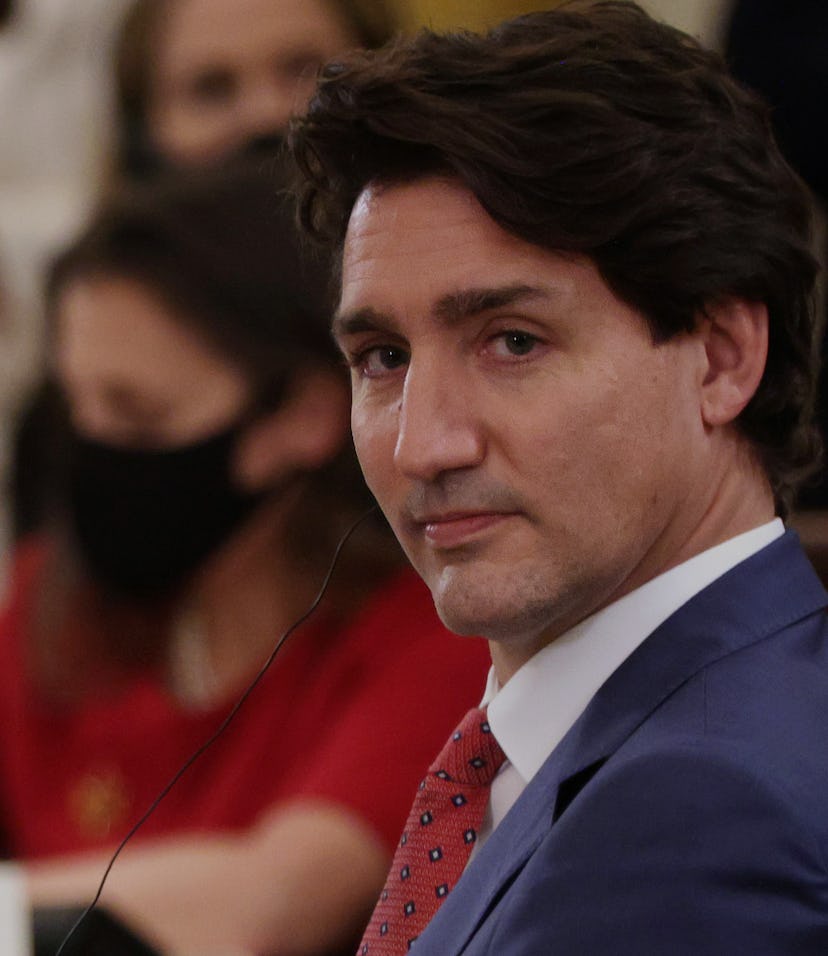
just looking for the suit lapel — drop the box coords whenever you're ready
[548,530,826,788]
[414,531,826,955]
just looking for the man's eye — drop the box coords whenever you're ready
[495,331,538,357]
[359,346,409,377]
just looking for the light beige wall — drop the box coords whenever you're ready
[637,0,736,50]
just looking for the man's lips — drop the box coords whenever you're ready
[414,511,515,548]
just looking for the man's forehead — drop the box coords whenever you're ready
[335,179,589,336]
[340,176,540,292]
[339,178,480,316]
[344,176,484,245]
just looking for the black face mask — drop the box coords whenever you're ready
[67,420,266,602]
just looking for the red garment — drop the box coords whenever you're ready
[0,545,490,859]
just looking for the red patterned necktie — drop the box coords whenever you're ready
[359,706,506,955]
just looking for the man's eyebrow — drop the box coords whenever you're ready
[332,306,391,339]
[333,284,554,338]
[433,284,552,323]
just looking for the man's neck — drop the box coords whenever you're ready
[490,452,776,685]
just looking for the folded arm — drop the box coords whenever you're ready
[26,799,389,956]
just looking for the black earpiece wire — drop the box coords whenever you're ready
[55,504,378,955]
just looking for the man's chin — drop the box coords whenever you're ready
[410,551,546,632]
[425,575,489,636]
[428,581,532,641]
[425,564,574,648]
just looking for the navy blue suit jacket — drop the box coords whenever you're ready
[414,531,828,954]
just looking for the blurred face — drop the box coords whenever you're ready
[336,178,713,679]
[55,275,250,448]
[148,0,359,166]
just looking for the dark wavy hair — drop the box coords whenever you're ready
[289,0,821,517]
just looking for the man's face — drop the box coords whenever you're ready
[336,177,714,678]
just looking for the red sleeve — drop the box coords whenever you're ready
[0,538,48,633]
[293,571,491,851]
[0,539,50,853]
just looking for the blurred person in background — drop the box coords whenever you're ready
[113,0,396,179]
[0,163,489,955]
[13,0,398,545]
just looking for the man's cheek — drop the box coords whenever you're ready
[353,433,391,503]
[353,404,396,471]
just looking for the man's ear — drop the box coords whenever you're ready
[698,297,768,427]
[233,367,350,492]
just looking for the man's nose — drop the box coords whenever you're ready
[393,358,485,482]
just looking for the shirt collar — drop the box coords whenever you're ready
[484,518,784,784]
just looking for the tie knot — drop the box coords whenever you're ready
[428,706,506,787]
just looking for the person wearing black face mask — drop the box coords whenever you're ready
[67,401,271,601]
[0,163,489,955]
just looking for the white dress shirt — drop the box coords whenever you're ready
[475,518,784,851]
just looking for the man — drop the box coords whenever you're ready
[289,1,828,952]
